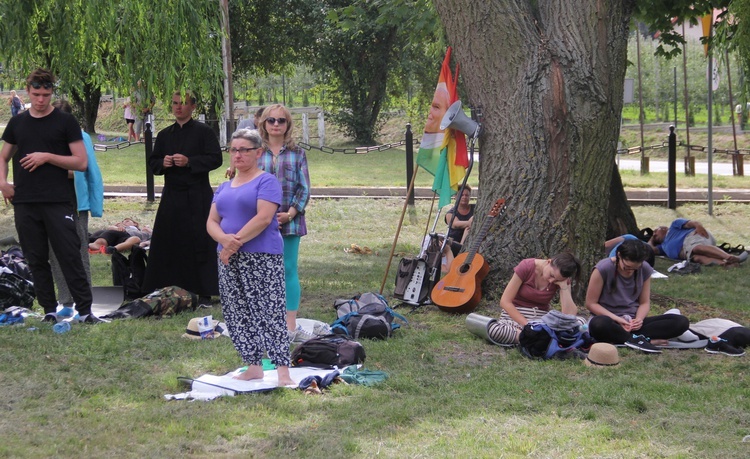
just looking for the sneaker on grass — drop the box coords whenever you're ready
[42,313,60,323]
[705,337,745,357]
[80,314,110,324]
[57,306,76,318]
[625,334,662,354]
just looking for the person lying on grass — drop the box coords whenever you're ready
[649,218,748,267]
[88,218,152,254]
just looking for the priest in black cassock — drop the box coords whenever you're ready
[141,90,223,303]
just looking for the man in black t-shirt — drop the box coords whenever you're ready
[0,68,102,323]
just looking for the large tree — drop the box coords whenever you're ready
[431,0,726,298]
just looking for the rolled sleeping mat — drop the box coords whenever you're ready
[466,313,516,347]
[466,313,498,344]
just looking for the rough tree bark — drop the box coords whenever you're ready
[607,163,640,239]
[70,82,101,135]
[432,0,637,300]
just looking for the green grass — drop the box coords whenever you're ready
[1,198,749,458]
[2,106,750,457]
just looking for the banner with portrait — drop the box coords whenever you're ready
[416,47,468,208]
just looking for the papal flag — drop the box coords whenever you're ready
[416,47,469,208]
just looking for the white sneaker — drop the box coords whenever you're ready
[292,325,316,343]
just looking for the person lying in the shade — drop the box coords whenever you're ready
[89,218,152,254]
[648,218,747,267]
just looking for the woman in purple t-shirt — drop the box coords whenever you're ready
[488,253,583,345]
[585,239,689,353]
[207,129,294,387]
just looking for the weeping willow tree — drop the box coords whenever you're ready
[0,0,225,133]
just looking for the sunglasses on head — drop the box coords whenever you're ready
[29,81,54,89]
[265,117,287,125]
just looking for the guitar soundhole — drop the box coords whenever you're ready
[459,264,471,274]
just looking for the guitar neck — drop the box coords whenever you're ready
[457,198,506,267]
[463,216,495,266]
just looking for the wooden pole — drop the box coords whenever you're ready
[725,50,742,176]
[379,166,420,295]
[682,22,694,176]
[636,30,647,175]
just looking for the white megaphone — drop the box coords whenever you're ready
[440,100,480,139]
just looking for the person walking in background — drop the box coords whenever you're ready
[47,99,104,318]
[258,104,311,339]
[586,239,690,353]
[0,68,102,323]
[9,90,24,117]
[133,79,155,140]
[207,128,294,387]
[123,96,137,142]
[142,90,222,304]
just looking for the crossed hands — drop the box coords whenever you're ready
[619,316,643,333]
[219,234,243,265]
[163,153,189,168]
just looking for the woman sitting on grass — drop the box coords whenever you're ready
[488,252,584,345]
[585,239,690,353]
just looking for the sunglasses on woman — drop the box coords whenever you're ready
[265,117,287,125]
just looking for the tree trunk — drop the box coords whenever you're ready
[433,0,637,300]
[607,163,640,239]
[70,81,101,134]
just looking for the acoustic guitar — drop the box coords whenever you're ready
[431,198,506,314]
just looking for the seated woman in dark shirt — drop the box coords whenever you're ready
[444,186,474,256]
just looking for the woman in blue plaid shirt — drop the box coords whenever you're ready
[258,104,311,339]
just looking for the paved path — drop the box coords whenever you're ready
[617,158,737,176]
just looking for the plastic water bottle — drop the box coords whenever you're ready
[53,322,71,334]
[580,323,589,333]
[623,315,632,323]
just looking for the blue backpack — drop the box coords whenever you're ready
[519,322,588,360]
[332,302,408,340]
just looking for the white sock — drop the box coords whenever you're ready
[664,308,700,341]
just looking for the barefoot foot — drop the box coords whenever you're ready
[232,366,264,381]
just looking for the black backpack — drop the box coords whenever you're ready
[0,246,33,282]
[0,271,35,309]
[111,245,148,300]
[290,334,366,369]
[331,302,408,340]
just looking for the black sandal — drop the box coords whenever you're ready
[732,244,746,255]
[718,242,732,252]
